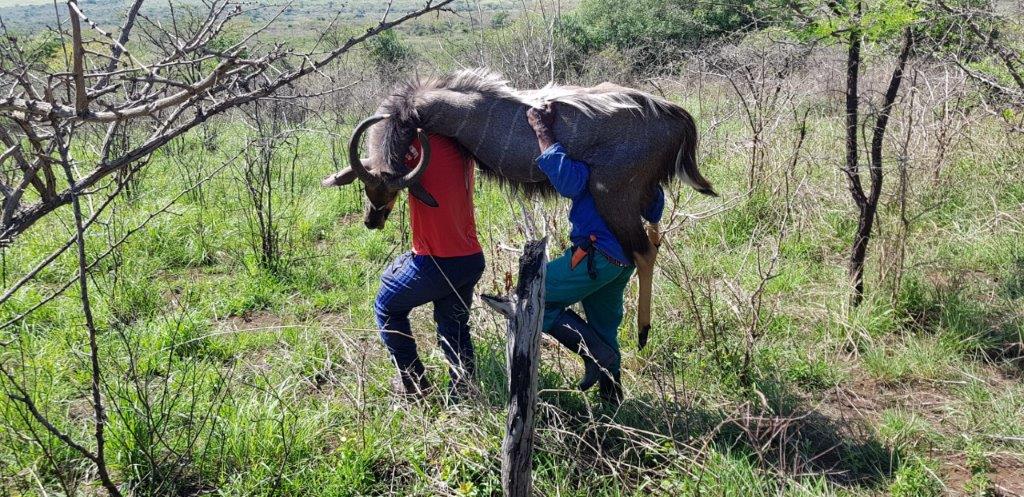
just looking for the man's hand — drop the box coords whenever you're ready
[527,102,556,130]
[527,102,557,152]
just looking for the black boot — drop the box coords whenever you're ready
[447,362,477,405]
[545,310,620,391]
[599,369,623,406]
[392,360,431,399]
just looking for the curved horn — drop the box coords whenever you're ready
[348,114,390,186]
[386,129,431,190]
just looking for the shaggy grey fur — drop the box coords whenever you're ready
[359,68,715,259]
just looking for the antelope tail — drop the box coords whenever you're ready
[675,115,718,197]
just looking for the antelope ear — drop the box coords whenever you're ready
[322,167,358,187]
[409,183,439,207]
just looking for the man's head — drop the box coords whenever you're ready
[321,114,437,229]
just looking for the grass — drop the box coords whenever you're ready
[1,67,1023,495]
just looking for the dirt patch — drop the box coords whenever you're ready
[212,311,294,372]
[818,377,887,422]
[814,375,955,434]
[218,310,286,331]
[942,452,1024,497]
[820,373,986,439]
[819,372,1024,494]
[67,396,94,422]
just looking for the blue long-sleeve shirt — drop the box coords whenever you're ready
[536,143,664,265]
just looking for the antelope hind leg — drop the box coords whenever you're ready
[633,223,661,350]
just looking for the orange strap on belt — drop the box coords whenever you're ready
[569,234,597,270]
[570,247,587,270]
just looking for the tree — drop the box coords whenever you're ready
[366,28,414,82]
[844,25,914,306]
[0,0,455,248]
[931,0,1024,131]
[790,0,918,304]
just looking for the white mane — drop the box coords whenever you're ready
[443,68,677,118]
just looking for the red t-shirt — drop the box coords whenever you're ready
[404,134,482,257]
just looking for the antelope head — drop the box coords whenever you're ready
[321,114,437,229]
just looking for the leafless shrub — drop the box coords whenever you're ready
[439,1,577,88]
[931,0,1024,130]
[875,63,977,298]
[700,33,812,192]
[107,312,236,496]
[236,100,301,273]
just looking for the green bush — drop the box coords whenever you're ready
[560,0,758,71]
[366,29,412,74]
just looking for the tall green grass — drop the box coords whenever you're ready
[1,74,1023,496]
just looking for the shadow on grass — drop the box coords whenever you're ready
[473,344,898,491]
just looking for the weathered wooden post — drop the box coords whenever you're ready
[481,237,547,497]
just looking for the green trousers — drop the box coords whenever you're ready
[542,248,635,350]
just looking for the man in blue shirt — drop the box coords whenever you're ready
[527,103,664,404]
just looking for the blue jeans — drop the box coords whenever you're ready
[374,251,485,382]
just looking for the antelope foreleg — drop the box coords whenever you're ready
[633,223,661,350]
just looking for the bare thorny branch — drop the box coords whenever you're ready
[0,122,123,496]
[0,0,455,247]
[932,0,1024,105]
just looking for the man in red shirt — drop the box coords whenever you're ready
[369,134,484,401]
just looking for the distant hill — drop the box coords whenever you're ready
[0,0,50,7]
[0,0,512,34]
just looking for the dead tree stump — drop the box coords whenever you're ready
[481,238,547,497]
